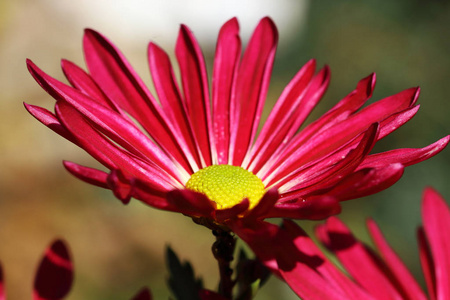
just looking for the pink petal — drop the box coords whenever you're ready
[63,161,109,189]
[28,60,186,184]
[325,163,404,201]
[367,219,427,299]
[229,17,278,166]
[33,240,73,300]
[55,101,178,190]
[418,227,437,300]
[261,73,375,180]
[61,59,120,111]
[247,62,329,173]
[277,123,378,193]
[148,42,201,170]
[83,29,194,174]
[265,84,417,185]
[422,187,450,300]
[24,103,77,144]
[359,135,450,169]
[316,217,402,299]
[212,17,241,165]
[176,24,213,167]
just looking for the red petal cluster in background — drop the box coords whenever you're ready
[237,187,449,300]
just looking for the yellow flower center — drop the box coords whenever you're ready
[186,165,265,210]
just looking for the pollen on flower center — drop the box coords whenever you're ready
[185,165,265,210]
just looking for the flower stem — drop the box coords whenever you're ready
[212,229,236,299]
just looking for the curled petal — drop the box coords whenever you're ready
[214,199,249,222]
[245,188,279,220]
[107,169,132,204]
[63,161,109,189]
[166,190,216,218]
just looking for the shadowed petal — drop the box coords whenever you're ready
[316,217,403,299]
[325,163,404,201]
[245,188,279,220]
[417,227,436,300]
[367,219,427,299]
[166,190,216,218]
[214,199,249,222]
[33,240,73,300]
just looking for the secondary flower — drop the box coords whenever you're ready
[0,240,151,300]
[238,187,450,300]
[25,17,448,229]
[0,240,73,300]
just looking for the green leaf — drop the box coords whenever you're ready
[166,246,203,300]
[234,249,271,300]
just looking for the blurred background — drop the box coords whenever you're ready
[1,0,449,299]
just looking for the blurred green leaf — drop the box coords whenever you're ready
[235,250,271,300]
[166,246,203,300]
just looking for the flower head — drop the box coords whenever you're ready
[240,187,450,300]
[25,17,448,229]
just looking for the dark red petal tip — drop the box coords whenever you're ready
[34,239,73,300]
[131,287,152,300]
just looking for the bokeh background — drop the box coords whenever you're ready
[1,0,449,299]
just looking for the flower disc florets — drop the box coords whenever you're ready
[186,165,265,210]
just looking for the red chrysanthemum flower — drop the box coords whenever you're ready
[25,17,448,229]
[249,187,450,300]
